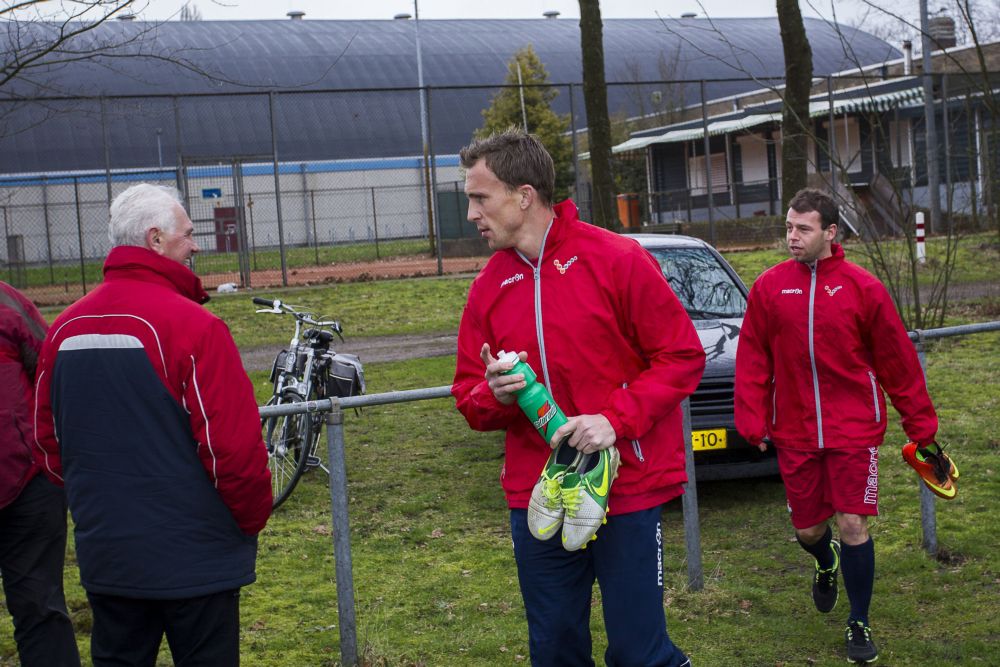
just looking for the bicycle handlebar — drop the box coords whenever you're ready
[252,297,343,339]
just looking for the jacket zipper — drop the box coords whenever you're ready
[867,370,881,423]
[623,382,644,462]
[516,220,555,388]
[808,263,825,449]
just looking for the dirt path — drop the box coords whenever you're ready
[26,254,489,307]
[240,331,459,371]
[238,279,998,370]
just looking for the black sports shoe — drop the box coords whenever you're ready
[812,539,840,613]
[846,620,878,663]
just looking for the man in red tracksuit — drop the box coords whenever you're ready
[452,129,705,666]
[735,188,938,664]
[0,281,80,666]
[34,183,272,666]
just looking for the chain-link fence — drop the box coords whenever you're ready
[1,72,996,303]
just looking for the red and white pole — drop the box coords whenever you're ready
[916,211,926,264]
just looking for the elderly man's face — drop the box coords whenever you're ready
[152,203,199,263]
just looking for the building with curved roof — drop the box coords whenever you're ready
[1,16,898,173]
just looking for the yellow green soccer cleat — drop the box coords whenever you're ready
[527,441,583,541]
[559,446,620,551]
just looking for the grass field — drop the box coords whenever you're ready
[2,236,998,666]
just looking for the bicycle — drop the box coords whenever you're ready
[253,297,365,509]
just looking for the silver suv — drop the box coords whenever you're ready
[631,234,779,481]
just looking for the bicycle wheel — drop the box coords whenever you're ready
[262,391,312,509]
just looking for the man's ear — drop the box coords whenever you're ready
[518,185,534,210]
[826,223,838,241]
[146,227,162,253]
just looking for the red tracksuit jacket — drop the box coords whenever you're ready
[452,200,706,514]
[735,243,937,450]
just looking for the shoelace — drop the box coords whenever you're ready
[917,444,953,483]
[542,477,563,508]
[847,622,871,645]
[561,484,582,517]
[815,565,836,589]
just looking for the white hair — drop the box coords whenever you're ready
[108,184,184,248]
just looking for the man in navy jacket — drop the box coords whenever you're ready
[34,183,272,666]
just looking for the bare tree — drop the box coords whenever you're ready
[1,1,145,92]
[578,0,616,229]
[179,2,202,22]
[776,0,813,210]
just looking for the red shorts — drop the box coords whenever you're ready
[775,446,880,529]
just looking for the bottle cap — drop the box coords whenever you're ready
[497,350,519,365]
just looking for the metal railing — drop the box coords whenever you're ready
[258,320,1000,666]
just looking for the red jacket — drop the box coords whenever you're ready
[452,200,706,514]
[34,247,271,598]
[0,281,48,509]
[735,244,937,450]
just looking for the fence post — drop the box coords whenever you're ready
[680,398,704,590]
[913,330,938,556]
[268,91,289,287]
[73,177,88,293]
[426,87,443,276]
[311,189,320,266]
[370,187,380,259]
[569,83,581,204]
[325,402,359,667]
[699,80,715,246]
[100,96,113,209]
[42,179,55,283]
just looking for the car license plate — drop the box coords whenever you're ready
[692,428,727,451]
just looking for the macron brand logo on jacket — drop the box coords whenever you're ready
[553,256,578,274]
[500,273,524,288]
[781,288,803,295]
[825,285,843,296]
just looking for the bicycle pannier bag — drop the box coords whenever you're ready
[327,353,366,397]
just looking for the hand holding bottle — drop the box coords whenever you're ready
[479,343,527,406]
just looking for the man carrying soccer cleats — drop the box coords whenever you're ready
[736,189,944,665]
[452,130,705,666]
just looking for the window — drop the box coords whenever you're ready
[688,153,728,195]
[736,134,769,186]
[649,247,747,319]
[822,117,862,173]
[888,119,913,168]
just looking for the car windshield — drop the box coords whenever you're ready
[648,247,747,320]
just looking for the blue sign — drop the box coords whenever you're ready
[202,188,222,199]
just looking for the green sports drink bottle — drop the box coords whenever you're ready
[498,350,568,448]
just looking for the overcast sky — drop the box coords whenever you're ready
[135,0,868,23]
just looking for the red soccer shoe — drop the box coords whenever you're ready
[902,441,959,500]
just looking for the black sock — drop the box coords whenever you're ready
[841,537,875,626]
[797,525,836,570]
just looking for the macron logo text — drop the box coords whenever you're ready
[781,288,803,295]
[500,273,524,288]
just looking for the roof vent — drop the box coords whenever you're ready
[287,10,305,20]
[394,13,412,20]
[927,15,956,49]
[118,13,136,21]
[543,10,560,19]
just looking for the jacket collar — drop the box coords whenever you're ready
[537,198,578,261]
[797,242,845,274]
[103,246,210,304]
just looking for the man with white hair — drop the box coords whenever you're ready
[34,183,272,666]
